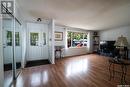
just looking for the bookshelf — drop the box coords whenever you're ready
[93,32,99,53]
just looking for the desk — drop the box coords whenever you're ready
[109,58,130,84]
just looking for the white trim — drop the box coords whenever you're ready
[52,19,55,64]
[67,46,87,49]
[26,23,29,61]
[64,27,68,49]
[0,14,4,87]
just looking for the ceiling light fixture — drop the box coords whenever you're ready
[37,18,42,22]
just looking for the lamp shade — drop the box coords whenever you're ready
[114,35,128,47]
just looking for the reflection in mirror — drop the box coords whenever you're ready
[15,19,22,77]
[6,31,12,46]
[6,31,20,46]
[15,32,20,46]
[3,18,14,87]
[2,7,22,87]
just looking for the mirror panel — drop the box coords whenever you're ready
[2,5,22,87]
[15,20,22,76]
[3,17,14,87]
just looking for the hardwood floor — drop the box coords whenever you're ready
[11,54,130,87]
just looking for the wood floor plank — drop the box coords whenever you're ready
[9,54,130,87]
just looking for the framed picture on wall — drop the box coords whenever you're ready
[55,32,63,41]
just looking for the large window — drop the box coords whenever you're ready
[67,31,88,48]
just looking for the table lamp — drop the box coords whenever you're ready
[114,35,128,60]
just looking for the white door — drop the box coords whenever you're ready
[27,23,48,61]
[2,19,13,64]
[2,19,22,64]
[3,30,13,64]
[2,29,22,64]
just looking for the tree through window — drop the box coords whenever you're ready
[67,31,88,47]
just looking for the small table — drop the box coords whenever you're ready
[109,58,130,84]
[55,46,64,59]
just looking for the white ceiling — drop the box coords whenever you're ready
[18,0,130,30]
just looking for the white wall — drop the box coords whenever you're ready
[55,26,65,46]
[99,25,130,58]
[54,26,90,57]
[64,47,88,57]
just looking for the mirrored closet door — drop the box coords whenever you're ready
[2,5,22,87]
[2,16,14,87]
[15,18,22,77]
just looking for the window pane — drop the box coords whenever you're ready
[83,33,87,46]
[67,32,72,47]
[15,32,20,46]
[67,32,88,47]
[43,32,46,45]
[72,32,84,47]
[6,31,20,46]
[7,31,12,46]
[30,33,39,46]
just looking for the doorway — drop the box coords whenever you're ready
[26,23,49,66]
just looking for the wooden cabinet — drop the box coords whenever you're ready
[93,32,99,53]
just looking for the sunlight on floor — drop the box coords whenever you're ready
[66,58,89,77]
[31,71,48,86]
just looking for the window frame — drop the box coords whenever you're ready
[6,31,21,46]
[30,32,39,46]
[67,31,88,48]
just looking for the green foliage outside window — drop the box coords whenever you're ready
[7,31,12,46]
[6,31,20,46]
[67,31,88,47]
[30,33,39,46]
[15,32,20,46]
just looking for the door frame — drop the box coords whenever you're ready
[26,22,49,61]
[0,14,4,87]
[48,20,55,64]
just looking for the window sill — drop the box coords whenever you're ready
[67,46,87,49]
